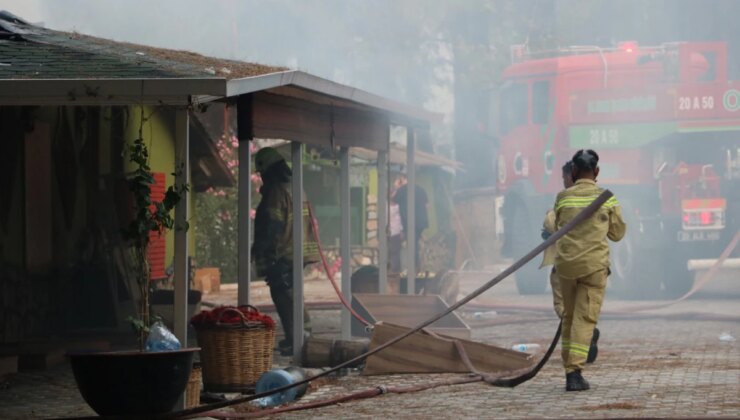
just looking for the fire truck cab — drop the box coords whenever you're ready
[497,41,740,298]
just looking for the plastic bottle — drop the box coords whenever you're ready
[144,322,181,352]
[511,343,541,353]
[253,367,308,407]
[719,332,736,342]
[473,311,498,320]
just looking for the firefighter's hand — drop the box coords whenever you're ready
[265,262,282,281]
[541,229,552,241]
[265,259,292,287]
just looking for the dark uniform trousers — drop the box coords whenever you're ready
[266,260,311,347]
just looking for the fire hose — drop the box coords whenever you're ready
[202,324,563,418]
[207,375,486,418]
[161,190,614,420]
[464,229,740,322]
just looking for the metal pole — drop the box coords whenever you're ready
[406,127,416,294]
[237,143,251,305]
[237,96,253,306]
[173,107,190,412]
[340,146,352,339]
[291,141,305,361]
[377,147,389,294]
[173,108,190,344]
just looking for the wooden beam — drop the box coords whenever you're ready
[252,92,388,151]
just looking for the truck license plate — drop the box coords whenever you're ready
[677,230,721,242]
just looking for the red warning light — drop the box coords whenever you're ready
[700,211,712,225]
[618,41,638,53]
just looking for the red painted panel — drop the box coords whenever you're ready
[147,172,167,281]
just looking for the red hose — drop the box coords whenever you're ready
[306,202,372,327]
[200,376,483,419]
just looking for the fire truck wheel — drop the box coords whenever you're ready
[610,228,662,299]
[506,199,547,295]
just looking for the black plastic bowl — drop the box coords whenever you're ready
[68,348,199,416]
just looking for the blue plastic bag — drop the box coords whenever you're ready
[145,322,181,352]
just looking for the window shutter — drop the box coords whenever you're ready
[147,172,167,281]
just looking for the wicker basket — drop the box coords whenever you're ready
[193,306,275,392]
[185,365,202,408]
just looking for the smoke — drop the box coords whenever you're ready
[2,0,738,299]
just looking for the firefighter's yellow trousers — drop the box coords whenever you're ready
[550,268,564,319]
[560,268,607,373]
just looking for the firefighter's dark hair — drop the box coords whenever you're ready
[561,160,573,175]
[572,149,599,173]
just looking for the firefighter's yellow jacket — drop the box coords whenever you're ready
[540,209,557,269]
[553,179,627,279]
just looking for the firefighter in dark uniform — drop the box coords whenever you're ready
[542,161,600,364]
[553,149,626,391]
[252,147,319,355]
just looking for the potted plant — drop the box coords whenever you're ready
[68,109,198,417]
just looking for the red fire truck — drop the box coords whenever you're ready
[497,41,740,298]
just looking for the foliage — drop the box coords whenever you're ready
[123,108,189,350]
[194,133,261,284]
[193,187,238,283]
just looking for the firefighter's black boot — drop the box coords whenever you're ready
[565,370,590,391]
[270,285,313,356]
[587,327,600,364]
[269,284,294,355]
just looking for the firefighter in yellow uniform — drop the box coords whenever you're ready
[542,161,600,364]
[252,147,320,356]
[553,149,626,391]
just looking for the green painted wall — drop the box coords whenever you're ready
[368,167,378,196]
[125,106,195,265]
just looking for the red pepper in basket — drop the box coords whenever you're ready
[190,305,275,330]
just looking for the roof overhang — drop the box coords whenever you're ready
[189,115,236,191]
[0,77,225,106]
[0,71,440,152]
[220,70,440,127]
[351,145,463,170]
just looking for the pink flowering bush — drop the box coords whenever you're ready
[194,133,262,283]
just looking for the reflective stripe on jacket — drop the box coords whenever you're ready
[553,179,626,279]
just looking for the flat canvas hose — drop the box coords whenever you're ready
[464,229,740,319]
[162,190,613,420]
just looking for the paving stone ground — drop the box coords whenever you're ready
[1,304,738,419]
[235,314,740,419]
